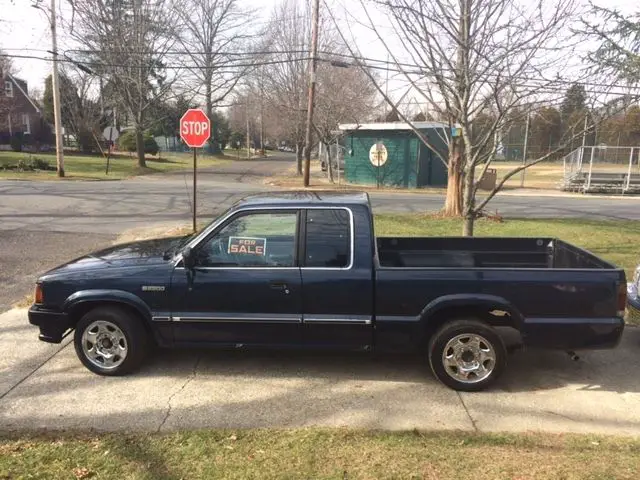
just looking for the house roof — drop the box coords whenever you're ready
[6,74,41,114]
[338,121,449,131]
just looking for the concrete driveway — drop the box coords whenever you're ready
[2,308,640,435]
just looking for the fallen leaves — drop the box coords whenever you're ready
[72,467,94,479]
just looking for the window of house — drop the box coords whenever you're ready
[4,81,13,97]
[22,114,31,134]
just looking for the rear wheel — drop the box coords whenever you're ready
[428,319,506,392]
[74,306,149,376]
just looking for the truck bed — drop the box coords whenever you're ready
[376,237,614,270]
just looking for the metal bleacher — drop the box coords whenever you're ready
[561,146,640,194]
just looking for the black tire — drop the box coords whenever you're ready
[428,319,506,392]
[74,306,149,376]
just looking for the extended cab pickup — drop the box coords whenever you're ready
[29,191,627,391]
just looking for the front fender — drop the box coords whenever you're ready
[63,289,152,322]
[420,294,525,329]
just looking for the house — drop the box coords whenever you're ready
[0,73,50,149]
[338,122,450,188]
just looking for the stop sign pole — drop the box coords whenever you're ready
[180,109,211,232]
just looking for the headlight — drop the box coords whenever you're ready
[34,284,43,305]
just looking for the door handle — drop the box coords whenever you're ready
[270,282,290,294]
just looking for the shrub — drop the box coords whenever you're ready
[144,136,159,155]
[77,130,98,153]
[10,132,23,152]
[29,157,51,170]
[118,131,136,152]
[16,158,29,171]
[118,131,159,155]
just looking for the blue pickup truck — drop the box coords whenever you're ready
[29,191,627,391]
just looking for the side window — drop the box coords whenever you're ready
[195,212,297,267]
[305,209,351,268]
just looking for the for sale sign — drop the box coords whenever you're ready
[228,237,266,255]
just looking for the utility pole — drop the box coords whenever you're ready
[302,0,320,187]
[246,100,251,159]
[50,0,64,177]
[33,0,65,176]
[260,66,265,157]
[384,53,390,118]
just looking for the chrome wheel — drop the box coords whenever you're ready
[81,320,128,370]
[442,333,496,384]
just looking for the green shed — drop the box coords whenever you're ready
[339,122,449,188]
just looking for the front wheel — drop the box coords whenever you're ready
[428,319,506,392]
[74,306,149,376]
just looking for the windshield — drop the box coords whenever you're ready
[169,206,236,258]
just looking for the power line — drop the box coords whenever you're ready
[3,49,640,98]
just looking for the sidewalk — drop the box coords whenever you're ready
[2,308,640,435]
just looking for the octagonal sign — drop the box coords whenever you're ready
[180,108,211,148]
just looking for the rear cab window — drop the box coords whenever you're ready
[304,209,352,268]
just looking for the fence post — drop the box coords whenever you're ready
[625,147,634,193]
[586,147,595,192]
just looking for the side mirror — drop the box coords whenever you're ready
[182,246,195,269]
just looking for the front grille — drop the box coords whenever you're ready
[626,304,640,325]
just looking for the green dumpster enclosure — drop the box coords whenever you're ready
[339,122,449,188]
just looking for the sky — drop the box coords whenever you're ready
[0,0,637,105]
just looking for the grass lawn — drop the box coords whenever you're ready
[1,429,639,479]
[0,150,230,180]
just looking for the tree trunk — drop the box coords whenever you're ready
[442,139,463,216]
[296,142,303,175]
[462,164,475,236]
[205,80,221,155]
[325,143,334,183]
[135,125,146,168]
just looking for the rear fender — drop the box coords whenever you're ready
[420,294,525,330]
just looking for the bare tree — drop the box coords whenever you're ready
[43,65,104,153]
[327,0,630,235]
[313,59,380,181]
[176,0,254,153]
[260,0,311,174]
[67,0,180,167]
[0,50,14,123]
[261,0,380,176]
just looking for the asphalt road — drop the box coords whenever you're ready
[1,155,639,237]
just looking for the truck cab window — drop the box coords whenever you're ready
[195,212,297,267]
[305,209,351,268]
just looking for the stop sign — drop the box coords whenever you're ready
[180,109,211,148]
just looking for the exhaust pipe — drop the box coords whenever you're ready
[567,351,580,361]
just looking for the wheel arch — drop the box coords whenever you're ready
[420,294,524,340]
[64,290,153,331]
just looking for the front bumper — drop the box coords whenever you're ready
[28,306,71,343]
[627,283,640,324]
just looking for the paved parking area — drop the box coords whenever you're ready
[2,308,640,435]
